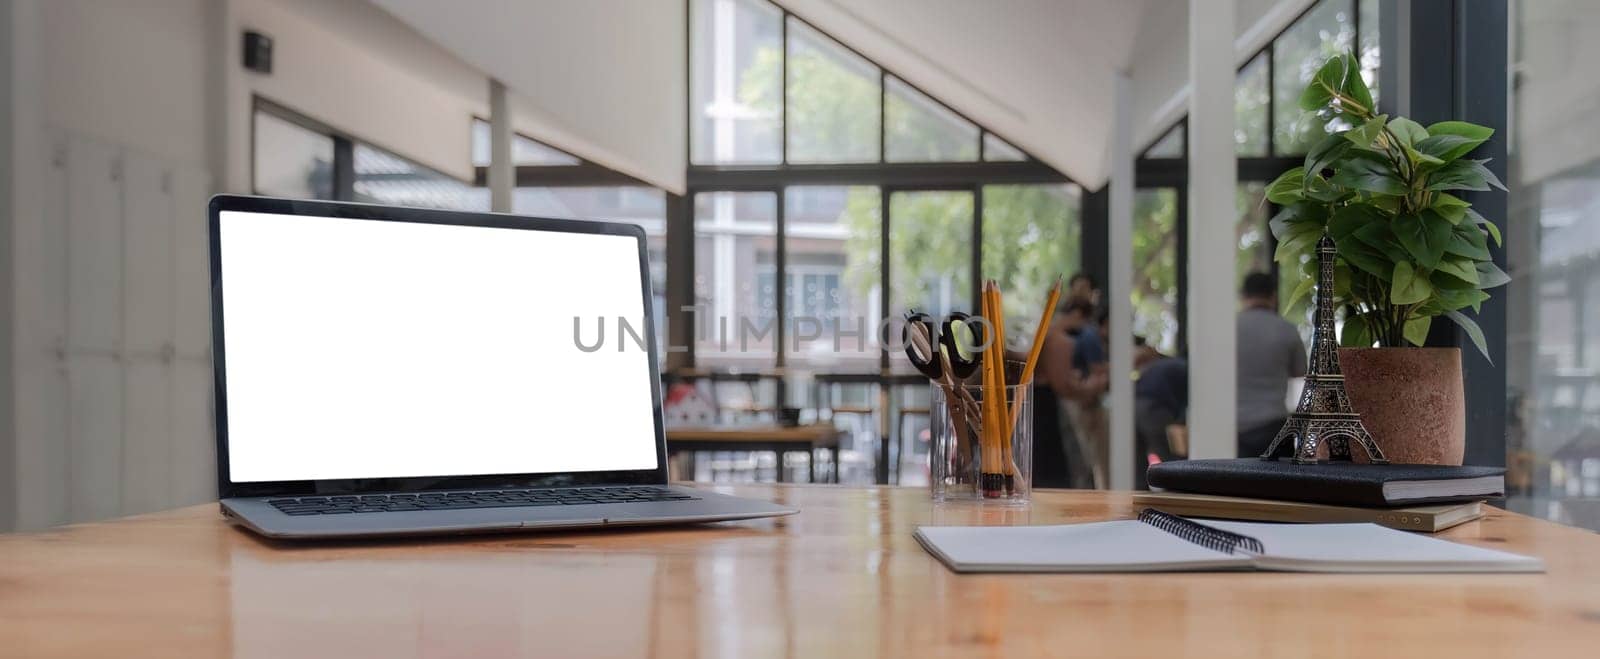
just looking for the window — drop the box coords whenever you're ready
[694,192,779,367]
[1272,0,1356,155]
[984,134,1027,162]
[689,0,783,165]
[1509,0,1600,529]
[983,184,1081,328]
[1235,54,1269,157]
[470,119,581,166]
[352,143,477,210]
[885,76,979,162]
[253,109,335,200]
[1358,0,1381,103]
[1236,182,1271,289]
[785,17,881,163]
[888,190,973,331]
[1133,189,1179,354]
[783,186,880,367]
[1144,123,1185,159]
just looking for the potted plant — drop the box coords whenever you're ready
[1268,52,1508,465]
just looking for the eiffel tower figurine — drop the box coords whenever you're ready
[1260,235,1389,465]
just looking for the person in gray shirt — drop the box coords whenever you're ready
[1236,272,1306,457]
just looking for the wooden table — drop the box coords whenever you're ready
[667,424,842,483]
[3,486,1597,658]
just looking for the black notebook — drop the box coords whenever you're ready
[914,509,1541,574]
[1145,459,1504,507]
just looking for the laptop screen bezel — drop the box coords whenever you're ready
[209,194,671,499]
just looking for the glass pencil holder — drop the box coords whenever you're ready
[929,360,1032,505]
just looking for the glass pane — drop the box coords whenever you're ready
[689,0,783,165]
[983,133,1026,161]
[783,186,881,368]
[253,110,335,200]
[1235,53,1270,157]
[982,184,1082,330]
[1508,1,1600,531]
[352,143,477,210]
[1236,182,1271,287]
[470,119,581,167]
[1144,123,1184,159]
[888,190,973,367]
[885,76,978,162]
[1133,188,1179,354]
[694,191,779,367]
[1359,0,1380,106]
[1273,0,1356,155]
[786,17,881,163]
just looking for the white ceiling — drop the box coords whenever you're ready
[371,0,1293,191]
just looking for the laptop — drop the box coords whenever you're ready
[209,195,797,539]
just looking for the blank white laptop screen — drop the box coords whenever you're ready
[218,210,660,483]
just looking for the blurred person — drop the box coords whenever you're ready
[1033,299,1103,488]
[1067,272,1100,308]
[1236,272,1306,457]
[1064,304,1110,487]
[1134,354,1187,489]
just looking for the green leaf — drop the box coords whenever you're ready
[1393,210,1452,268]
[1266,167,1307,205]
[1444,222,1490,260]
[1299,56,1347,111]
[1337,237,1392,280]
[1303,175,1348,203]
[1402,140,1446,170]
[1415,133,1482,163]
[1304,133,1352,178]
[1341,313,1373,348]
[1430,193,1469,224]
[1426,120,1494,144]
[1391,262,1433,305]
[1403,315,1433,347]
[1284,274,1316,314]
[1352,221,1410,264]
[1426,288,1489,314]
[1477,261,1511,289]
[1275,221,1323,265]
[1444,310,1492,363]
[1344,114,1388,148]
[1387,117,1428,146]
[1426,159,1506,192]
[1329,153,1406,195]
[1269,201,1328,240]
[1466,207,1503,246]
[1328,205,1382,242]
[1339,52,1374,116]
[1434,257,1480,287]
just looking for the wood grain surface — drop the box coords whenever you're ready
[2,485,1597,658]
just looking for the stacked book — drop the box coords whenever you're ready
[1140,459,1508,532]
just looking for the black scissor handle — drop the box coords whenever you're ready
[902,311,942,380]
[939,312,984,380]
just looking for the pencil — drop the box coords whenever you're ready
[979,282,1003,497]
[1010,276,1063,430]
[991,282,1015,491]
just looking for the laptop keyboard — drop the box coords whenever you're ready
[266,486,698,516]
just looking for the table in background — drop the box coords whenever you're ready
[4,486,1598,658]
[667,424,841,483]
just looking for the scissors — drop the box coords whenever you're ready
[902,310,984,383]
[904,311,987,460]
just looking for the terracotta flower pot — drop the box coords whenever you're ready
[1339,347,1466,465]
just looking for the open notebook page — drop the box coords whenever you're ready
[1201,520,1545,573]
[915,520,1253,573]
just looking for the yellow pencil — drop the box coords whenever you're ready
[1010,276,1063,429]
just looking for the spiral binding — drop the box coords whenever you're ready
[1138,508,1266,555]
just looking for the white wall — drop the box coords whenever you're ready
[374,0,687,194]
[7,0,651,530]
[222,0,491,189]
[7,0,216,530]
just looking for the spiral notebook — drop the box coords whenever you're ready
[914,510,1543,574]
